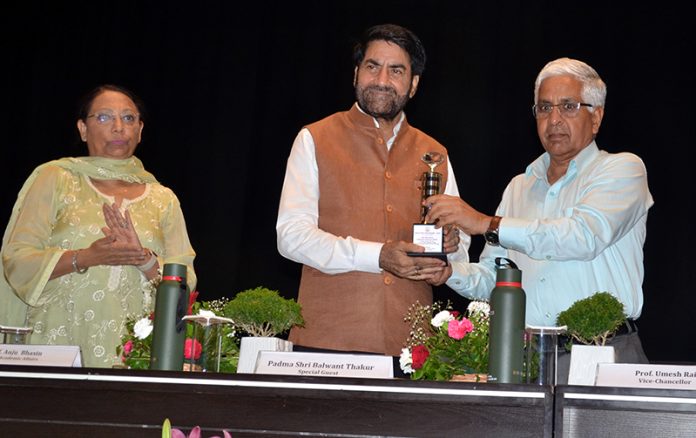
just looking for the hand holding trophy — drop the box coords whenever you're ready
[409,151,447,261]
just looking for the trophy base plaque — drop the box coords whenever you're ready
[406,251,448,262]
[408,223,448,262]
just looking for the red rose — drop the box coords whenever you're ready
[184,338,203,360]
[411,344,430,369]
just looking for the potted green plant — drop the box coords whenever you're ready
[222,287,304,373]
[116,294,240,373]
[556,291,626,346]
[556,291,626,385]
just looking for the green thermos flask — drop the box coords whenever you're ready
[150,263,189,371]
[488,257,526,383]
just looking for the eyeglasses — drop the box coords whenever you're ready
[532,102,593,119]
[87,112,140,125]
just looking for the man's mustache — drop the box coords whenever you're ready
[364,85,397,95]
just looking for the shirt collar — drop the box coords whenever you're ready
[354,102,405,148]
[526,141,600,183]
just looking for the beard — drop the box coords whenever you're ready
[355,84,411,121]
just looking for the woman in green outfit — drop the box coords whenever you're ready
[0,85,196,367]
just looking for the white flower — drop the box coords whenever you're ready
[133,317,153,340]
[431,310,454,328]
[467,300,490,317]
[399,348,414,374]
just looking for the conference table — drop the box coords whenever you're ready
[1,365,696,437]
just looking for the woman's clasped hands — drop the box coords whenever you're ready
[80,203,150,268]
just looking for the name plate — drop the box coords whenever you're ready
[255,351,393,379]
[412,223,444,253]
[0,344,82,367]
[596,363,696,390]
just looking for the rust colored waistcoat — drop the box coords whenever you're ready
[288,104,449,356]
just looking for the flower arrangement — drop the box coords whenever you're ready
[400,300,490,381]
[117,291,240,372]
[117,312,156,370]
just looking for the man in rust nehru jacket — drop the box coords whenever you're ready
[276,24,469,362]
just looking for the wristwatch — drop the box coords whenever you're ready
[484,216,502,246]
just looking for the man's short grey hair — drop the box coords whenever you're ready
[534,57,607,110]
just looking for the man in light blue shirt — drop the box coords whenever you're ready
[424,57,654,380]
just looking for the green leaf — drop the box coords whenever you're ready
[162,418,171,438]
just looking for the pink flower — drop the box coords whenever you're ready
[448,318,474,340]
[172,426,232,438]
[123,340,133,356]
[411,344,430,369]
[184,338,203,360]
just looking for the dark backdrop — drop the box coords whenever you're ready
[1,2,694,364]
